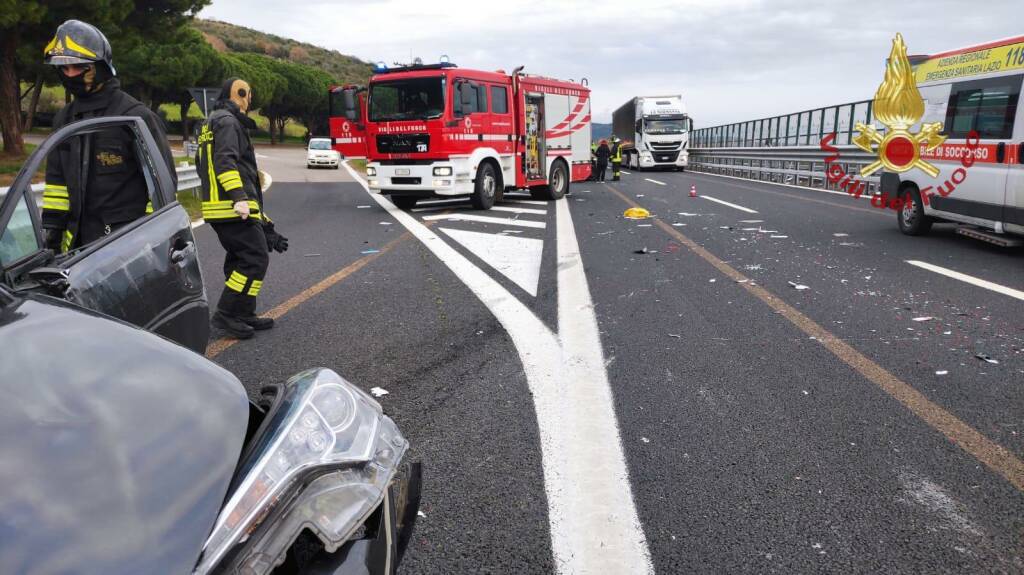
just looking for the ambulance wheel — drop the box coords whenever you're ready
[392,196,418,210]
[531,160,568,201]
[471,162,498,210]
[897,184,932,236]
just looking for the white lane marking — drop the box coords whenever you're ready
[689,171,875,201]
[440,227,543,296]
[644,178,666,186]
[341,160,653,574]
[553,197,654,573]
[490,205,548,215]
[701,195,759,214]
[620,169,631,175]
[416,197,471,206]
[503,199,549,206]
[422,213,546,228]
[906,260,1024,302]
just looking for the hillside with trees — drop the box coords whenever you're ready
[1,2,373,156]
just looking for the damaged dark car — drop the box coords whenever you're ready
[0,117,420,574]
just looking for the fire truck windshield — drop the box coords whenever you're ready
[644,118,688,135]
[369,77,446,122]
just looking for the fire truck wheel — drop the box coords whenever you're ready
[471,162,498,210]
[391,196,418,210]
[897,184,932,236]
[531,160,568,201]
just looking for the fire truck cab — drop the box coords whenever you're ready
[330,61,592,210]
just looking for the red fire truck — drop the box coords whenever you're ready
[328,61,592,210]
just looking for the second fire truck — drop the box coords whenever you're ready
[329,60,592,210]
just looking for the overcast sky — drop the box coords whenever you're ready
[199,0,1021,127]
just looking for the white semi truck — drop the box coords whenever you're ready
[612,95,692,171]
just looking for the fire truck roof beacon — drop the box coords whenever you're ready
[440,54,449,64]
[373,61,387,73]
[413,57,423,66]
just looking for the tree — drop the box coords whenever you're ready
[0,0,208,154]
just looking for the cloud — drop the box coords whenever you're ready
[200,0,1021,126]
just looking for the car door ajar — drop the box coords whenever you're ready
[1,116,209,353]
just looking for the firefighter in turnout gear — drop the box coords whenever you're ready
[197,77,289,339]
[610,136,623,181]
[41,20,176,253]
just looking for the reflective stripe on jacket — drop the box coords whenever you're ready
[196,106,264,222]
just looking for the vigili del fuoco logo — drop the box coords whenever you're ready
[820,33,978,211]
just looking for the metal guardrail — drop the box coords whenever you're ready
[688,98,885,196]
[2,164,200,201]
[688,144,882,196]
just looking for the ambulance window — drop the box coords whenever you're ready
[491,86,508,114]
[944,75,1021,139]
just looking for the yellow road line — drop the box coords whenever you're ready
[605,184,1024,492]
[206,231,413,359]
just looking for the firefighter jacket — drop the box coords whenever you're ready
[41,79,176,252]
[611,142,622,163]
[196,102,265,223]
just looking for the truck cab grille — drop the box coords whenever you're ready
[376,134,429,154]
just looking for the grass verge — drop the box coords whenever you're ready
[0,144,42,187]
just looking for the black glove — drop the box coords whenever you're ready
[43,228,63,252]
[263,222,289,253]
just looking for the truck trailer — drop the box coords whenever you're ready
[612,95,692,171]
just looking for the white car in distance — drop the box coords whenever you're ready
[306,137,341,169]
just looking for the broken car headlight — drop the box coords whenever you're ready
[195,368,408,573]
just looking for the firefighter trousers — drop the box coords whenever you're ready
[212,220,269,317]
[612,161,621,181]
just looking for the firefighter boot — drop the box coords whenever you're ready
[212,310,255,339]
[240,315,275,330]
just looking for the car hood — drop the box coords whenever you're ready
[0,294,249,575]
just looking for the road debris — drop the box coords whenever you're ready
[357,205,371,208]
[709,279,717,283]
[668,334,681,338]
[303,253,321,257]
[595,230,616,235]
[634,247,658,254]
[739,219,763,223]
[624,207,651,219]
[788,281,810,290]
[936,370,948,375]
[719,226,733,230]
[641,437,651,443]
[379,221,393,225]
[672,223,686,226]
[975,354,999,364]
[912,316,933,322]
[417,510,427,518]
[360,249,380,254]
[770,235,789,238]
[677,212,699,216]
[637,224,653,227]
[370,387,389,397]
[833,233,849,237]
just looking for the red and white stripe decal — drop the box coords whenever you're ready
[544,95,590,139]
[547,114,591,140]
[546,149,573,156]
[335,137,365,144]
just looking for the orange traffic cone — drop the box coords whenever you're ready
[689,185,697,198]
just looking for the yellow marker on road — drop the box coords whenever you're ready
[623,207,650,219]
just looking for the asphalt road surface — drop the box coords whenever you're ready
[195,148,1023,574]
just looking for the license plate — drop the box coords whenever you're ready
[396,168,410,176]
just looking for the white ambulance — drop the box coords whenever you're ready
[889,35,1024,246]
